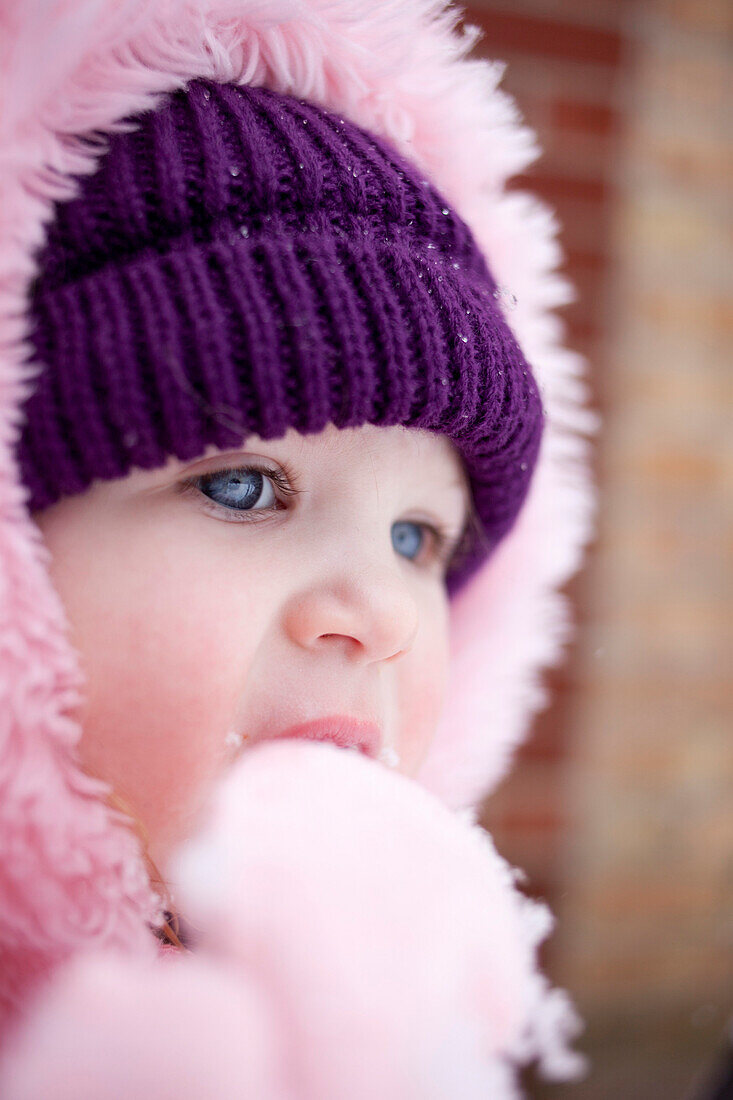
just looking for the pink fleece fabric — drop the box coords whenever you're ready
[0,0,598,1094]
[1,742,586,1098]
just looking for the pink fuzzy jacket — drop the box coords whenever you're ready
[0,1,599,1096]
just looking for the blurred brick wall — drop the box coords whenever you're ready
[461,2,732,1097]
[459,0,623,929]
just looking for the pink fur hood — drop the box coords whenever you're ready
[0,0,598,1094]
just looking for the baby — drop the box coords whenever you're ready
[17,78,543,927]
[0,4,597,1091]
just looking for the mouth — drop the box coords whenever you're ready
[231,715,401,767]
[263,716,382,759]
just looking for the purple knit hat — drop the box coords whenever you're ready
[17,77,544,596]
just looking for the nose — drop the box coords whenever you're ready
[282,562,419,664]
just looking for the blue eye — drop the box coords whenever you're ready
[184,463,299,517]
[198,468,275,511]
[391,520,428,562]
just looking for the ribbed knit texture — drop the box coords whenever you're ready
[17,78,544,595]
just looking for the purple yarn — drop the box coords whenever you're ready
[17,78,544,595]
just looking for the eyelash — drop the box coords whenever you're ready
[177,462,459,571]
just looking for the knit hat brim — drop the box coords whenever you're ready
[21,207,543,593]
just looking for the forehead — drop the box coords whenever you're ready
[265,423,472,522]
[264,423,465,479]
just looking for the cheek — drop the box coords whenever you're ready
[57,545,258,865]
[395,604,450,776]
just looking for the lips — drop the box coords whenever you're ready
[247,716,382,759]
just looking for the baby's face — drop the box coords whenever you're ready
[32,423,470,871]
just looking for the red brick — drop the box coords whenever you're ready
[519,734,567,764]
[561,317,602,344]
[462,8,624,66]
[511,169,611,204]
[562,247,608,274]
[553,97,621,136]
[493,810,568,832]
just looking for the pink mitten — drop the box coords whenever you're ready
[0,739,586,1098]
